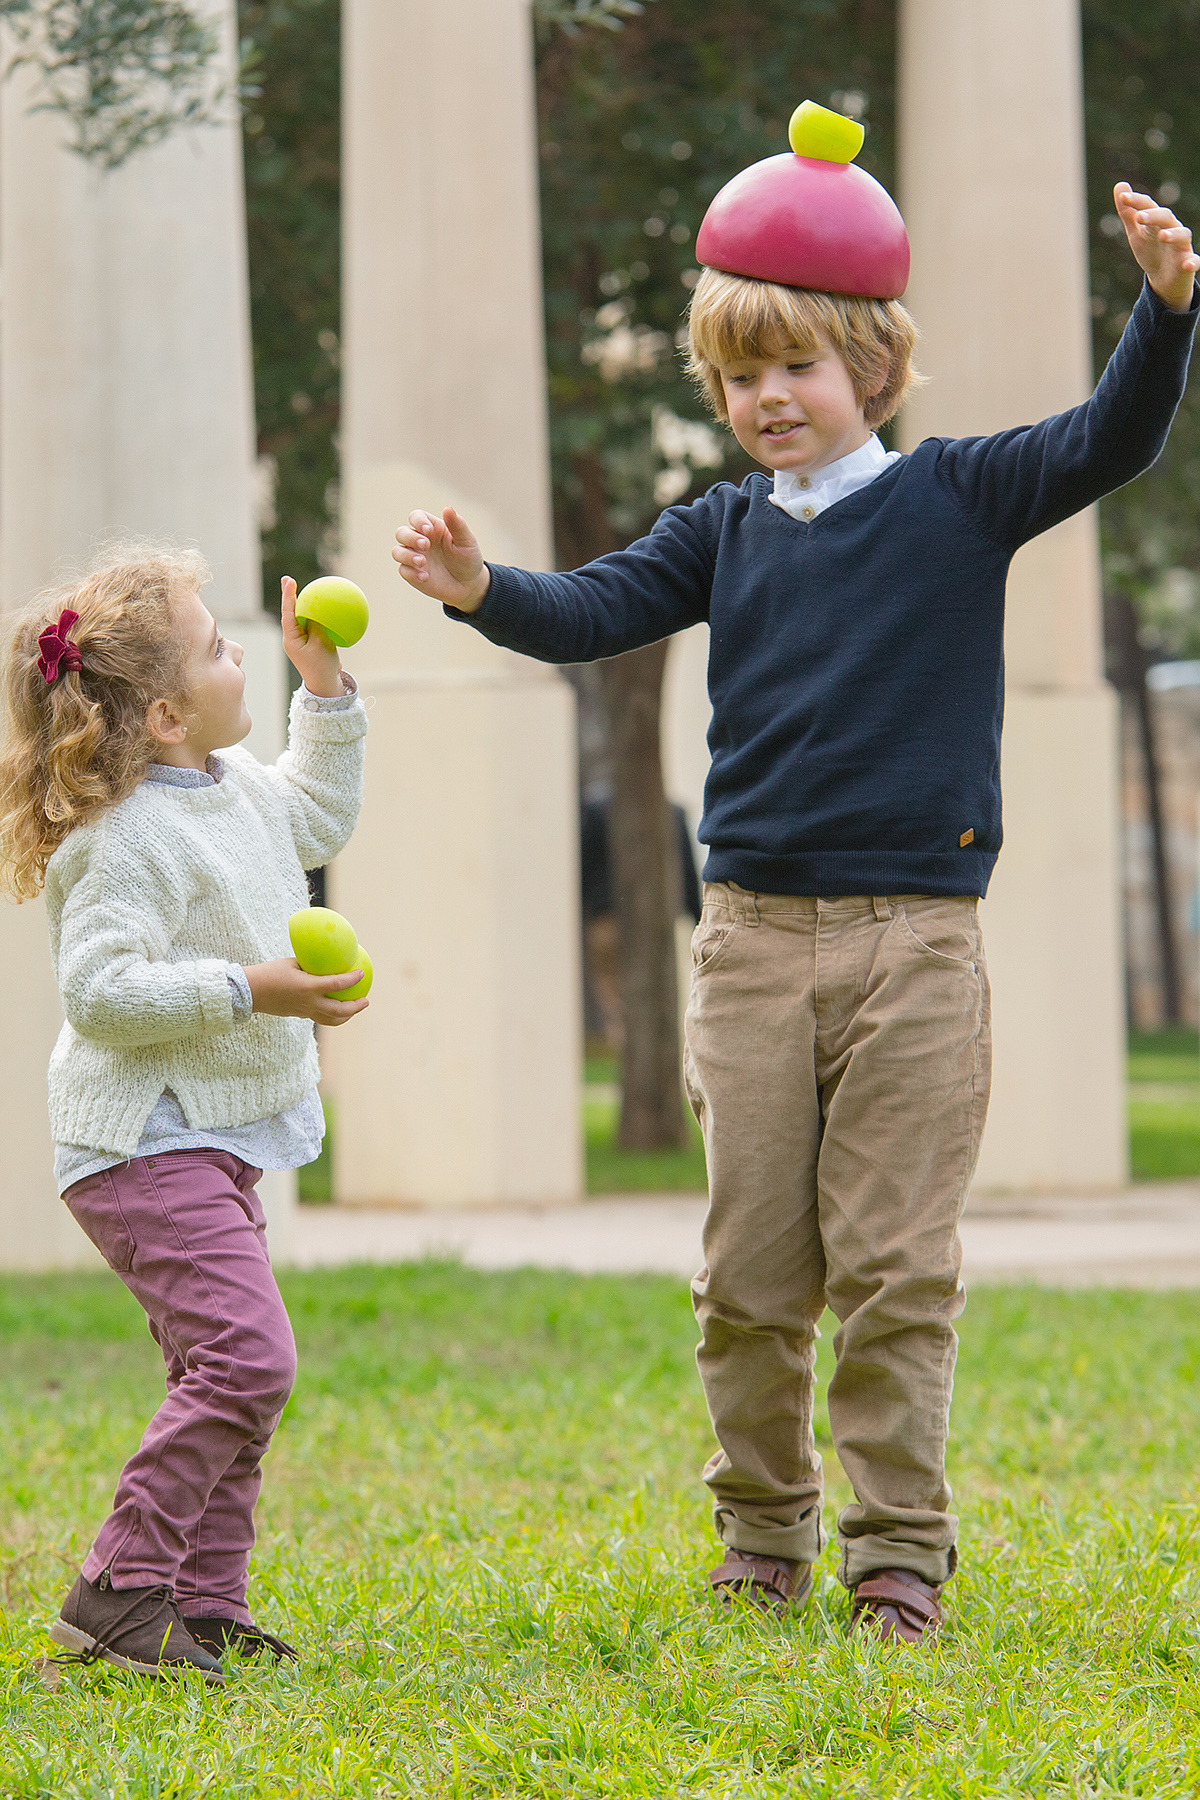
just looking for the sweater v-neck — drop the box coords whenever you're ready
[749,458,908,535]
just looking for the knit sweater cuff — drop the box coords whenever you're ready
[195,959,239,1035]
[287,683,368,744]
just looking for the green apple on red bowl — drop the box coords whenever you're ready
[294,576,369,650]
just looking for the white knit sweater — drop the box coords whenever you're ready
[44,686,367,1157]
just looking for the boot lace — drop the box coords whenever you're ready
[53,1584,187,1667]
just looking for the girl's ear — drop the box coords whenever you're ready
[145,698,187,745]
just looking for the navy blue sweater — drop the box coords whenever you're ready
[454,280,1198,897]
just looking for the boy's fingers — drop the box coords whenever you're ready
[443,505,475,545]
[393,551,430,583]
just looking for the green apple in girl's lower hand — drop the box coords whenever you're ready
[288,906,358,976]
[332,946,373,1001]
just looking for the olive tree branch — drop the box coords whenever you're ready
[0,0,227,168]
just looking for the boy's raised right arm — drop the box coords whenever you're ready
[393,497,715,663]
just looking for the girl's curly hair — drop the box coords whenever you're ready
[0,547,209,899]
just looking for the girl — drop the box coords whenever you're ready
[0,548,368,1682]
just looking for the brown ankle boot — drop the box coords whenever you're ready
[181,1615,297,1662]
[50,1574,225,1682]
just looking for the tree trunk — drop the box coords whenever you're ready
[565,448,685,1148]
[1108,594,1180,1026]
[598,641,685,1148]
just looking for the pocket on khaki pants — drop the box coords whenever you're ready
[895,896,980,968]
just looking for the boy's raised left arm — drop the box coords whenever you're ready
[934,181,1199,548]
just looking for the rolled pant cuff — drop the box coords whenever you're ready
[839,1536,957,1590]
[83,1553,173,1589]
[717,1507,824,1565]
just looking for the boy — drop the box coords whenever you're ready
[392,109,1198,1643]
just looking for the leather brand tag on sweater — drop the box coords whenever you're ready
[959,829,974,847]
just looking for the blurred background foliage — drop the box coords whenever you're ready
[1083,0,1200,656]
[534,0,894,564]
[238,0,339,606]
[235,0,1200,649]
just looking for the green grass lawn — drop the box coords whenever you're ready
[6,1265,1200,1795]
[1129,1028,1200,1179]
[583,1054,707,1194]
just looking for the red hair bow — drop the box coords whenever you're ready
[37,610,83,684]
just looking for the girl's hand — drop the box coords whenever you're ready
[243,958,369,1026]
[281,576,345,698]
[1115,181,1200,312]
[392,506,491,613]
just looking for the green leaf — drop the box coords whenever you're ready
[0,0,224,168]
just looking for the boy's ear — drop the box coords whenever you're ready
[145,698,187,746]
[864,349,890,400]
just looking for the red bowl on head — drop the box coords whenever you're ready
[695,152,910,299]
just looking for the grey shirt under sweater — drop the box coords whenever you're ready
[54,682,355,1193]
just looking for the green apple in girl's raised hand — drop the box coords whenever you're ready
[288,906,358,976]
[336,946,373,1001]
[294,576,369,649]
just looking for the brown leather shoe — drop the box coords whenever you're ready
[850,1567,942,1643]
[49,1574,225,1682]
[708,1549,814,1615]
[181,1615,297,1662]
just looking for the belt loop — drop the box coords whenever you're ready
[872,896,892,921]
[745,888,760,926]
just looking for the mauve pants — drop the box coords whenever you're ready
[63,1150,297,1623]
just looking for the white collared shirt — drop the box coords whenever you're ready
[769,432,901,523]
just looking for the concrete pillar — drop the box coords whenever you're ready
[897,0,1127,1188]
[325,0,582,1206]
[0,2,297,1269]
[662,624,712,867]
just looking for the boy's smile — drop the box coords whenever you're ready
[719,329,880,476]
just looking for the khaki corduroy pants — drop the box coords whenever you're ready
[683,882,991,1588]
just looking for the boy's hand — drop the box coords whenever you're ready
[242,959,369,1026]
[1115,181,1200,312]
[281,575,345,698]
[392,507,491,613]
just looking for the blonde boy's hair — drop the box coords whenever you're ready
[0,546,209,900]
[685,267,922,429]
